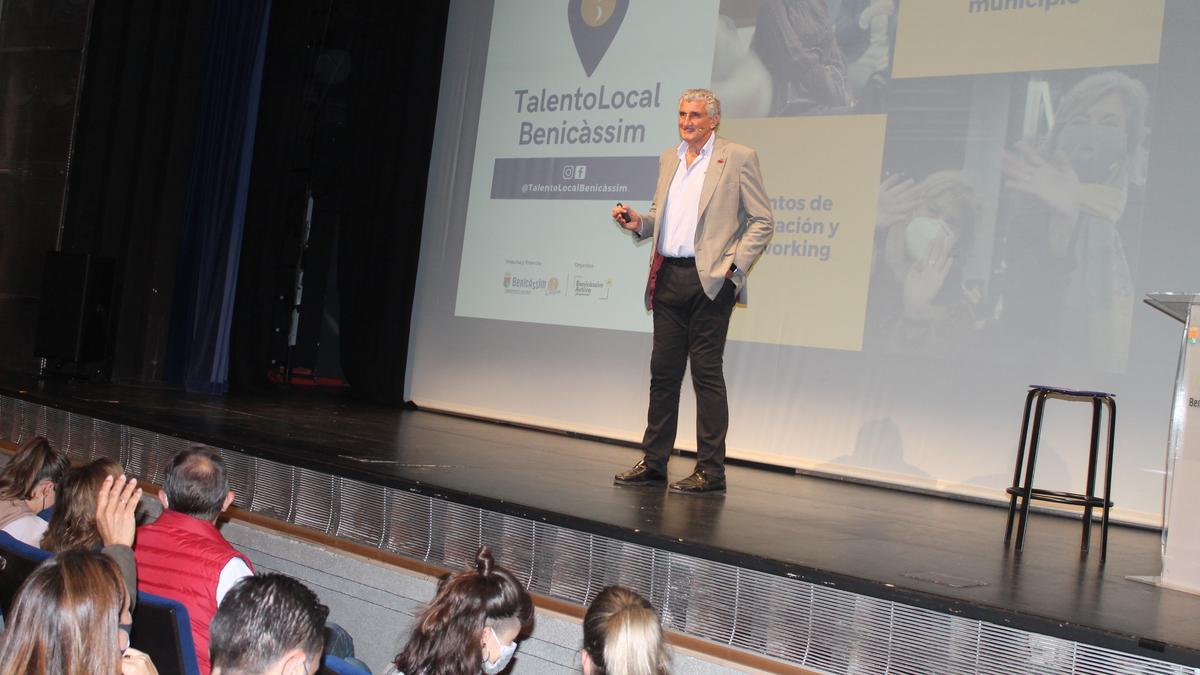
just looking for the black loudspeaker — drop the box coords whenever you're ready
[34,252,115,364]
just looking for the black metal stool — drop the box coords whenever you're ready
[1004,385,1115,561]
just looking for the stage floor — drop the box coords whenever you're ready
[1,372,1196,666]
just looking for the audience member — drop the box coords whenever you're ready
[135,447,252,675]
[582,586,669,675]
[0,549,158,675]
[391,546,533,675]
[0,436,69,547]
[210,574,329,675]
[42,457,123,552]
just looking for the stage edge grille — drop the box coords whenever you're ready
[1,394,1194,675]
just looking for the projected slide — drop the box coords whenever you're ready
[455,0,1165,370]
[413,0,1194,520]
[454,0,719,333]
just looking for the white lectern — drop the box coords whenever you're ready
[1135,293,1200,594]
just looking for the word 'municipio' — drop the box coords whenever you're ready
[968,0,1081,13]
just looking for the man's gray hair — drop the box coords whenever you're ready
[679,88,721,120]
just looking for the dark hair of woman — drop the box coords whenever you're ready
[41,458,124,553]
[583,586,669,675]
[0,436,69,501]
[0,549,126,675]
[392,546,533,675]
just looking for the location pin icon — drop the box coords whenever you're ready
[568,0,629,77]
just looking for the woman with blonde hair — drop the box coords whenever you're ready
[0,549,157,674]
[999,70,1151,370]
[0,436,69,546]
[582,586,669,675]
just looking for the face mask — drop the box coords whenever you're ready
[904,216,953,262]
[481,627,518,675]
[1055,123,1127,184]
[118,623,132,654]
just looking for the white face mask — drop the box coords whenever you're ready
[904,216,953,262]
[481,626,518,675]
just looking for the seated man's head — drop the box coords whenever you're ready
[161,447,235,522]
[210,574,329,675]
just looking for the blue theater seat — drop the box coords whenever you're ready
[0,530,52,616]
[133,590,202,675]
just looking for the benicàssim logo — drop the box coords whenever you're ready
[568,0,629,77]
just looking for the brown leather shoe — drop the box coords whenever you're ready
[669,469,726,494]
[614,459,667,486]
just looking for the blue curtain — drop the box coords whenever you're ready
[167,0,272,393]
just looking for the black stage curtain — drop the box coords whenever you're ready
[164,0,272,393]
[61,0,211,383]
[231,0,450,405]
[0,0,90,373]
[230,0,342,395]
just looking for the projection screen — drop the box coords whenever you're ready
[407,0,1200,525]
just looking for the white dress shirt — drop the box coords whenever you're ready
[216,557,254,604]
[658,133,715,257]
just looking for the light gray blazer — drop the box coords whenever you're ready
[634,136,774,309]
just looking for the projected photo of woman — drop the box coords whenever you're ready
[867,170,984,355]
[999,70,1150,372]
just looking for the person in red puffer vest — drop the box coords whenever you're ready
[135,447,253,675]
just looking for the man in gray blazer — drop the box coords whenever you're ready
[611,88,774,493]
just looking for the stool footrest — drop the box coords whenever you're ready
[1005,486,1110,508]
